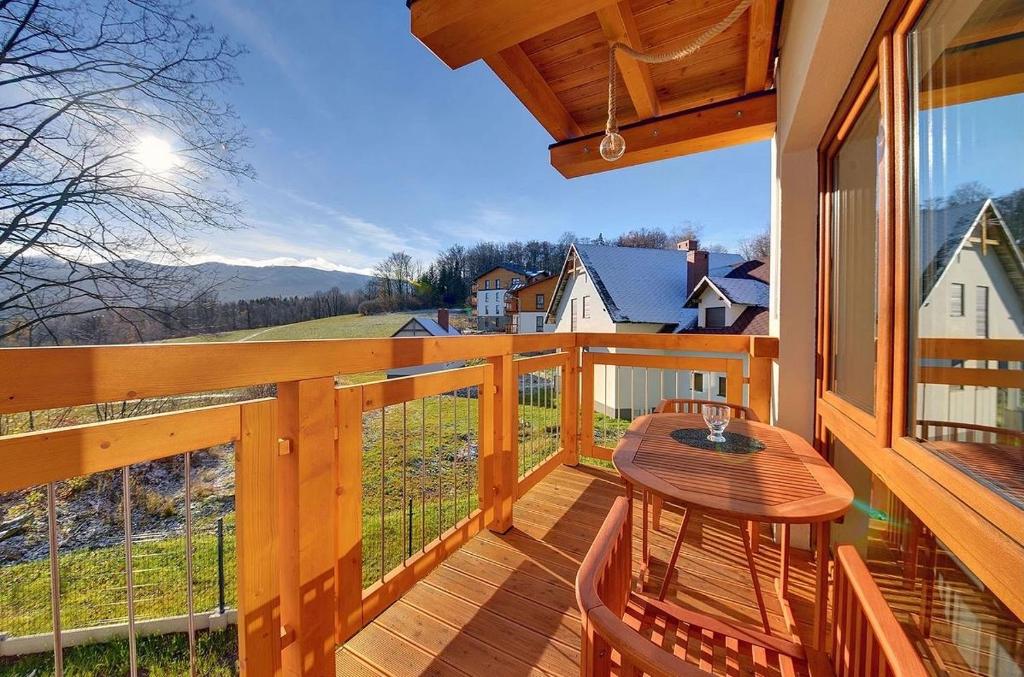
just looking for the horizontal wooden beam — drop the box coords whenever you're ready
[0,333,574,413]
[596,1,659,120]
[920,36,1024,109]
[485,46,581,140]
[550,91,777,178]
[410,0,618,70]
[744,0,778,93]
[0,403,241,492]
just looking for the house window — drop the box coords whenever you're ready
[484,280,491,290]
[705,307,726,328]
[716,376,727,398]
[582,295,591,318]
[692,373,704,393]
[535,315,544,332]
[949,283,964,317]
[828,85,881,416]
[484,305,489,316]
[495,278,502,289]
[570,298,578,332]
[512,277,521,285]
[905,0,1023,513]
[975,286,988,338]
[535,293,544,310]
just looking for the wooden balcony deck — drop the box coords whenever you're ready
[337,464,820,676]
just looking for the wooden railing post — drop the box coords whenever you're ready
[487,354,516,533]
[335,386,363,644]
[277,377,337,676]
[561,347,580,466]
[580,351,595,459]
[478,363,496,525]
[237,399,282,677]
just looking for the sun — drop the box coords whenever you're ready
[133,135,180,173]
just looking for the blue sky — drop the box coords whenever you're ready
[192,0,770,274]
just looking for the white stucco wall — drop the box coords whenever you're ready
[515,310,555,333]
[772,0,888,440]
[475,289,507,318]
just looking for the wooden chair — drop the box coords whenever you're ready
[576,496,929,677]
[648,399,760,540]
[653,398,760,421]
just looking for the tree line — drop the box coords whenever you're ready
[3,287,367,346]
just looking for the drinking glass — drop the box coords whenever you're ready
[702,404,731,443]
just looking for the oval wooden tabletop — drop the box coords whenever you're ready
[613,413,854,523]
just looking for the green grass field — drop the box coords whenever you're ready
[170,312,416,343]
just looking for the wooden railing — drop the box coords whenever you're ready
[0,331,776,676]
[917,337,1024,389]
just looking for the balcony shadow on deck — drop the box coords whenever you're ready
[337,464,818,676]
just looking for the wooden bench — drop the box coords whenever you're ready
[576,496,928,676]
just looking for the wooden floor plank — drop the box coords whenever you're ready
[339,465,822,676]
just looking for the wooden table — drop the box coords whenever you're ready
[612,412,854,648]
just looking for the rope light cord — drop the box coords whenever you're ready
[602,0,753,160]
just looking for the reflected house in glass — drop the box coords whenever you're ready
[915,199,1024,432]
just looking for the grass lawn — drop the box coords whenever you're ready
[169,312,416,343]
[0,629,237,676]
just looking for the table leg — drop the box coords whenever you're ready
[813,521,830,650]
[657,508,692,601]
[741,520,772,635]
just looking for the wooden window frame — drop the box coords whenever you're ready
[818,60,893,445]
[817,0,1024,621]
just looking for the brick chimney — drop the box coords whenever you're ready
[437,308,449,331]
[676,238,701,252]
[685,249,708,296]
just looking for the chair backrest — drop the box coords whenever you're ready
[577,500,930,676]
[576,497,706,677]
[831,545,929,677]
[654,398,759,421]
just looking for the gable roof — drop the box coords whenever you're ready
[550,244,743,325]
[393,317,460,337]
[920,199,1024,306]
[472,263,537,282]
[683,258,770,308]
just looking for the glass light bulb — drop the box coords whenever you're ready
[599,131,625,162]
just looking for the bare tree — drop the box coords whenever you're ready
[739,226,771,260]
[0,0,251,341]
[372,251,416,301]
[615,227,670,249]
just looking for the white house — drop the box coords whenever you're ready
[386,310,464,378]
[547,240,749,417]
[471,264,540,331]
[915,199,1024,432]
[505,274,557,334]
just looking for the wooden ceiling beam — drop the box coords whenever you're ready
[410,0,619,70]
[596,2,660,119]
[744,0,778,93]
[486,46,582,141]
[920,37,1024,109]
[549,90,776,178]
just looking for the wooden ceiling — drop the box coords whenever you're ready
[410,0,781,177]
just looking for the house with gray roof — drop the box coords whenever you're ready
[683,259,771,335]
[546,239,751,417]
[386,310,464,378]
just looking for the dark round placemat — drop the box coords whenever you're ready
[669,428,765,454]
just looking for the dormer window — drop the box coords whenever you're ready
[706,306,726,328]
